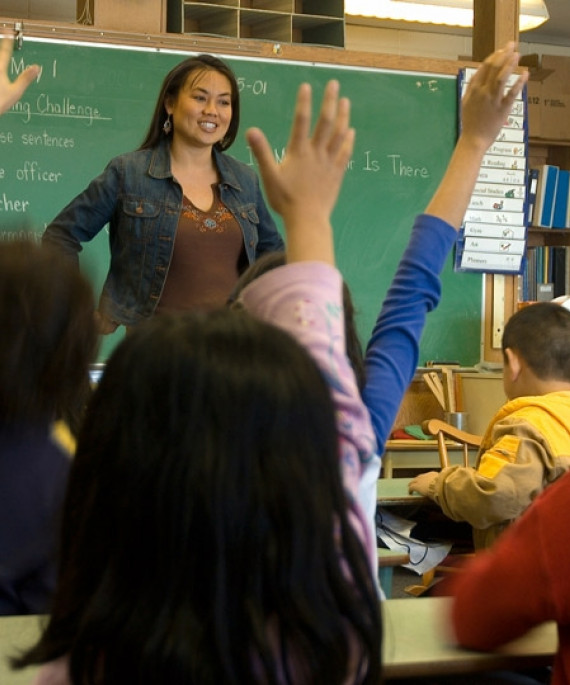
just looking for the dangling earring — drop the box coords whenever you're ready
[163,114,172,135]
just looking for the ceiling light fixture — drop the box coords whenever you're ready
[345,0,550,32]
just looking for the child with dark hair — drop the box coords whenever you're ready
[15,42,526,683]
[0,240,98,615]
[409,301,570,549]
[16,78,382,685]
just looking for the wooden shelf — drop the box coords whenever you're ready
[530,138,570,148]
[527,228,570,248]
[529,139,570,170]
[167,0,344,47]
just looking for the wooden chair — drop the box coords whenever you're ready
[403,419,482,596]
[421,418,482,468]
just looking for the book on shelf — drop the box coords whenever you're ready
[537,282,554,301]
[550,246,569,297]
[519,245,568,303]
[552,168,570,229]
[533,164,559,228]
[526,167,539,227]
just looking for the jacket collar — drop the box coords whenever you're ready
[147,137,172,180]
[147,138,242,192]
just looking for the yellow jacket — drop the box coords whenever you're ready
[429,391,570,549]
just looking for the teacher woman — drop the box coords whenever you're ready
[43,55,284,334]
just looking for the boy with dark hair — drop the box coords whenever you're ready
[409,301,570,549]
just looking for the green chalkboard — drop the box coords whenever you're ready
[0,37,482,364]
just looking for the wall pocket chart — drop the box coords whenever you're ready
[455,68,529,276]
[0,36,482,364]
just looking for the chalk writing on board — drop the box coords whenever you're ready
[237,78,268,95]
[7,96,110,125]
[14,161,63,183]
[362,152,431,178]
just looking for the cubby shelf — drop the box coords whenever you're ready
[166,0,345,47]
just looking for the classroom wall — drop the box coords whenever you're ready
[345,22,570,60]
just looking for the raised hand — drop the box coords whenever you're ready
[425,42,528,229]
[0,32,40,115]
[246,80,354,264]
[461,41,528,155]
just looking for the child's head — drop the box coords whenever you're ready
[229,251,366,391]
[38,309,379,683]
[502,302,570,397]
[0,239,97,428]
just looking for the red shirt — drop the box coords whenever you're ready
[450,470,570,684]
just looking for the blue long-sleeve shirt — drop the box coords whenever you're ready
[363,213,458,455]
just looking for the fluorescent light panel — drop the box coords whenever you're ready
[345,0,550,32]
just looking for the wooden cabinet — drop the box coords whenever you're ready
[0,0,75,21]
[166,0,345,47]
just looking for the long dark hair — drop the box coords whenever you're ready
[17,311,381,684]
[0,238,97,429]
[139,54,240,152]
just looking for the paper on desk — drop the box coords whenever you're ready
[376,508,452,575]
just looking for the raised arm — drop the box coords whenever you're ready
[426,41,528,227]
[364,43,528,453]
[0,33,39,115]
[243,82,377,569]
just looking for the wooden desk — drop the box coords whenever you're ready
[377,477,429,506]
[383,439,477,478]
[378,548,410,599]
[0,601,556,683]
[383,597,557,679]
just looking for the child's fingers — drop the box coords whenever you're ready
[245,126,281,206]
[336,127,356,170]
[312,80,340,148]
[0,33,14,72]
[502,69,528,112]
[327,96,352,159]
[246,127,273,172]
[286,83,312,153]
[469,42,515,94]
[14,65,40,91]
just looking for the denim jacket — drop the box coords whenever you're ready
[42,138,284,326]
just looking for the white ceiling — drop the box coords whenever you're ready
[528,0,570,45]
[346,0,570,48]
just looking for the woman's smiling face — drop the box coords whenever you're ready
[167,68,233,149]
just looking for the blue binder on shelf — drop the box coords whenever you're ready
[552,168,570,229]
[535,164,559,228]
